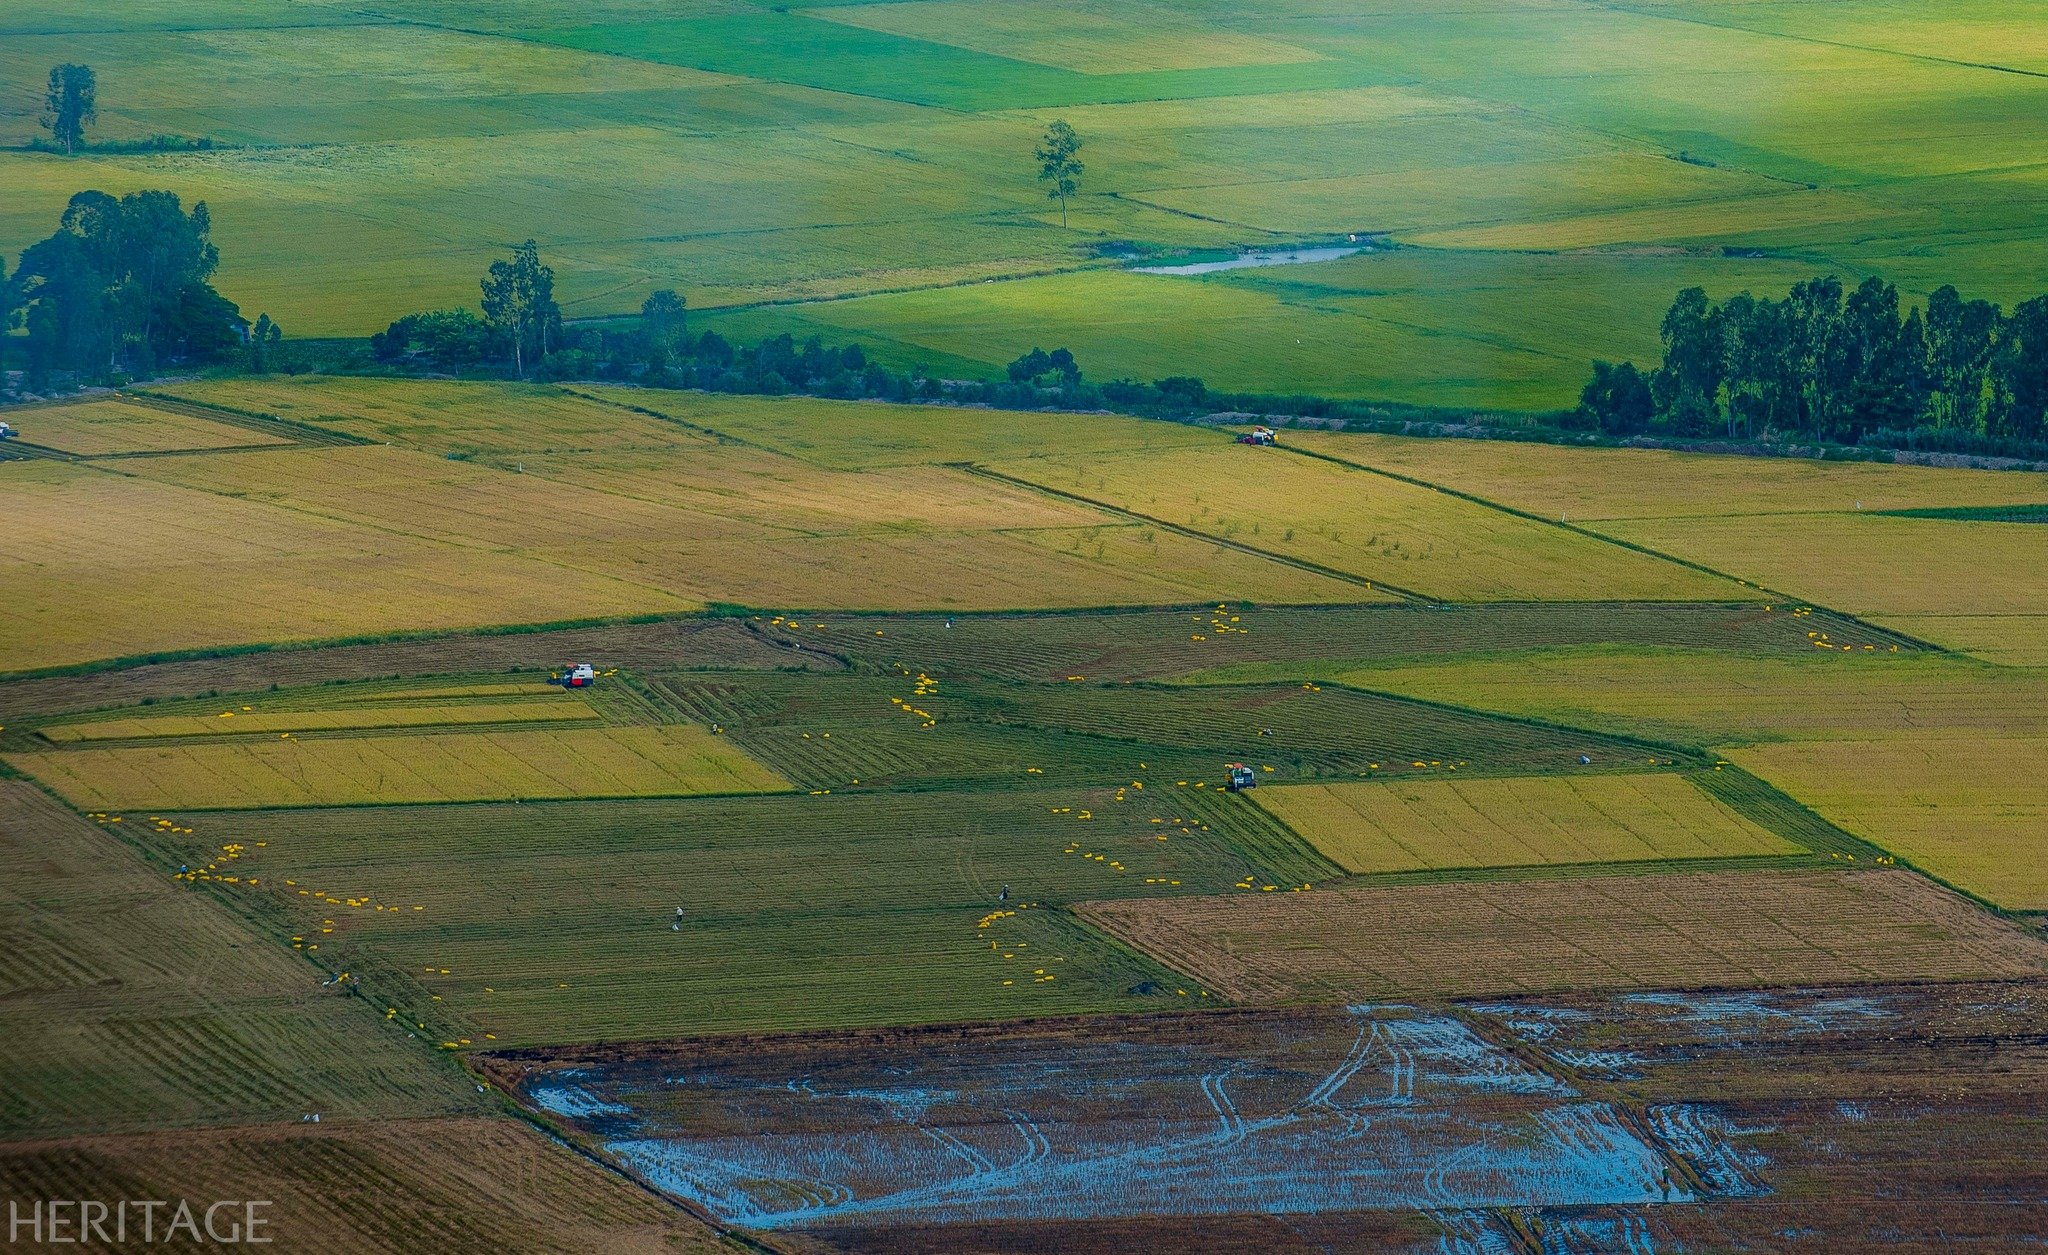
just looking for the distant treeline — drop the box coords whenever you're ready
[1578,277,2048,455]
[1,189,282,390]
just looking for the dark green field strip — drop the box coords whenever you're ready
[525,12,1394,112]
[1173,785,1346,888]
[962,465,1432,601]
[1876,504,2048,523]
[646,669,1673,794]
[758,601,1916,685]
[169,789,1235,1043]
[1276,441,1947,651]
[1692,762,1888,860]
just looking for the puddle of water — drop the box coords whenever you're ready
[1131,244,1367,275]
[530,1004,1716,1229]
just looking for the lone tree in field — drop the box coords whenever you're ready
[641,288,687,358]
[480,239,561,378]
[42,64,97,155]
[1035,120,1083,228]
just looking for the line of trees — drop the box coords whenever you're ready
[2,189,260,388]
[1578,276,2048,449]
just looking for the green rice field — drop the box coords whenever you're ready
[7,0,2048,406]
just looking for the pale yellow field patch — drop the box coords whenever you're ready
[988,444,1739,600]
[7,399,291,456]
[9,725,789,809]
[1598,513,2048,617]
[1872,615,2048,667]
[0,460,693,672]
[1282,430,2048,521]
[1254,772,1796,874]
[41,701,597,743]
[1729,737,2048,911]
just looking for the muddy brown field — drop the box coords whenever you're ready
[0,1116,727,1254]
[1076,867,2048,1003]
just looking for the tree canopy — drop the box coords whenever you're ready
[1578,276,2048,450]
[479,239,561,378]
[4,189,242,386]
[41,64,96,155]
[1035,121,1084,229]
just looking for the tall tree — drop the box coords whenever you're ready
[1651,287,1723,434]
[640,288,687,359]
[1990,297,2048,443]
[1035,120,1084,229]
[1925,284,1999,432]
[479,239,560,378]
[42,64,97,155]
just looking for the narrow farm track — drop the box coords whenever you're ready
[120,390,374,448]
[962,464,1435,601]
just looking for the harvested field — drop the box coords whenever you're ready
[773,602,1909,683]
[0,616,828,722]
[1254,772,1798,875]
[1284,430,2048,522]
[0,1116,725,1253]
[1077,868,2048,1003]
[0,781,474,1138]
[39,700,597,742]
[4,398,294,456]
[9,724,788,809]
[1207,646,2048,747]
[986,445,1741,601]
[649,670,1657,791]
[1730,737,2048,911]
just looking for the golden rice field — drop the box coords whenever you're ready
[39,700,598,743]
[1866,614,2048,667]
[1252,772,1797,875]
[987,444,1741,601]
[5,398,292,457]
[1282,430,2048,522]
[1729,738,2048,911]
[1597,513,2048,619]
[0,460,691,672]
[148,378,723,458]
[1224,647,2048,747]
[1078,868,2048,1004]
[8,725,789,810]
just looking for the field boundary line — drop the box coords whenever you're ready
[1274,441,1948,651]
[961,464,1435,602]
[121,389,374,448]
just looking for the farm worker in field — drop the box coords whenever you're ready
[673,906,686,931]
[999,885,1010,903]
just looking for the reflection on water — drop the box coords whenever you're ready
[1131,244,1368,275]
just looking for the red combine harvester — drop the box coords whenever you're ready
[554,663,598,689]
[1235,426,1276,446]
[1223,763,1258,792]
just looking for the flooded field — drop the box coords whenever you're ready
[487,981,2048,1250]
[502,1004,1721,1230]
